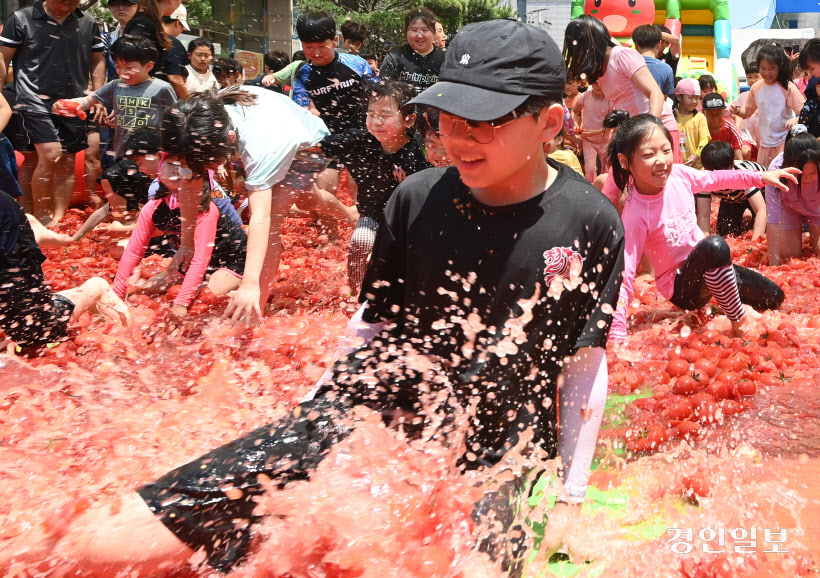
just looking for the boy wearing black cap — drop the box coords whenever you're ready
[7,19,624,575]
[702,92,744,161]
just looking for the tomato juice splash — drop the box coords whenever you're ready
[2,209,820,576]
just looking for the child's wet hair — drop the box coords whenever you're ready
[187,37,215,57]
[212,58,243,79]
[369,79,416,114]
[296,10,337,43]
[756,45,792,90]
[799,38,820,70]
[404,7,437,32]
[602,109,630,129]
[698,74,717,91]
[783,132,820,196]
[563,15,616,85]
[124,127,161,157]
[783,131,820,171]
[111,36,159,66]
[701,141,735,171]
[161,95,240,178]
[607,113,673,190]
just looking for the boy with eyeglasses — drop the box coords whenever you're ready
[3,19,624,575]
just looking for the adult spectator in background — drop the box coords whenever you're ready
[340,20,367,54]
[633,24,674,98]
[0,0,105,226]
[186,37,219,94]
[380,8,445,95]
[251,50,289,94]
[656,25,681,75]
[434,19,446,49]
[99,0,138,172]
[159,5,190,98]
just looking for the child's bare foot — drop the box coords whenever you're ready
[731,307,761,337]
[97,287,131,326]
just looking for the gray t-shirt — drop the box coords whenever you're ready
[91,77,177,158]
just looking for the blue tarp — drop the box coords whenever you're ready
[775,0,820,12]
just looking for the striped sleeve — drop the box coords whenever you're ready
[0,13,24,47]
[91,21,105,52]
[724,119,743,150]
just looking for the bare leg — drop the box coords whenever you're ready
[58,277,130,325]
[258,184,296,308]
[809,224,820,258]
[18,150,36,214]
[295,183,359,226]
[777,227,804,262]
[695,196,712,236]
[1,492,194,576]
[26,214,73,247]
[85,130,104,208]
[311,167,342,238]
[207,269,242,295]
[31,142,62,225]
[52,152,77,222]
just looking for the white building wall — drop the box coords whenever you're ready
[498,0,574,49]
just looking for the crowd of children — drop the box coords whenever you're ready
[1,3,820,574]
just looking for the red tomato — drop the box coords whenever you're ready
[196,287,219,305]
[666,358,690,378]
[661,399,693,421]
[165,285,182,302]
[187,303,211,316]
[681,348,702,363]
[674,420,701,439]
[706,381,732,401]
[734,379,756,396]
[717,357,744,373]
[673,375,700,396]
[645,426,668,448]
[720,400,745,416]
[625,436,653,453]
[141,264,164,279]
[759,330,790,348]
[757,373,786,387]
[693,359,718,378]
[683,470,712,500]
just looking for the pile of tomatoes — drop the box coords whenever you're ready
[606,230,820,457]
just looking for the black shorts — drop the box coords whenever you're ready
[717,199,754,237]
[18,110,88,154]
[137,397,353,572]
[0,277,75,351]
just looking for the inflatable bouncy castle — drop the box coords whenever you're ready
[571,0,738,101]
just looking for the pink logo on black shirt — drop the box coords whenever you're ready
[543,247,584,286]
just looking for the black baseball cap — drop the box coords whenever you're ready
[409,18,566,121]
[702,93,727,110]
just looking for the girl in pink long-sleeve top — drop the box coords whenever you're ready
[607,115,798,341]
[112,159,248,317]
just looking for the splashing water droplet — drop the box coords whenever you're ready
[680,325,691,338]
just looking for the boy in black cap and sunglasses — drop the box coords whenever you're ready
[5,19,624,575]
